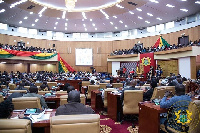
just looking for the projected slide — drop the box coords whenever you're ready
[76,48,93,65]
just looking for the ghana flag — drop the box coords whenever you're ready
[57,53,75,73]
[153,36,170,48]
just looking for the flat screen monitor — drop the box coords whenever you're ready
[75,48,93,66]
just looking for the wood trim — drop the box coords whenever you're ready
[154,46,192,55]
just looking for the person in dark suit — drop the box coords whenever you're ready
[55,90,95,115]
[143,80,157,101]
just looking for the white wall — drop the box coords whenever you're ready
[178,57,191,79]
[112,62,120,76]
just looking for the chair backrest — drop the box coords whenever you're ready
[24,86,30,90]
[104,80,110,83]
[188,100,200,133]
[104,88,115,108]
[47,82,57,89]
[56,91,67,95]
[12,97,42,110]
[9,90,27,93]
[60,94,86,105]
[0,95,4,103]
[112,83,123,88]
[143,84,150,86]
[99,83,107,89]
[50,114,100,133]
[123,90,143,114]
[82,81,90,87]
[0,85,7,89]
[164,86,175,94]
[38,91,50,95]
[35,82,43,86]
[0,119,32,133]
[150,86,166,100]
[183,81,190,93]
[8,83,16,90]
[87,85,100,99]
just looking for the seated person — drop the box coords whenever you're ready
[160,84,191,132]
[0,100,14,118]
[40,81,50,91]
[67,86,75,93]
[23,86,48,109]
[143,80,157,101]
[56,90,95,115]
[62,83,70,91]
[15,83,28,92]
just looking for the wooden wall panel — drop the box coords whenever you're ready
[190,56,196,79]
[157,60,178,77]
[0,63,27,73]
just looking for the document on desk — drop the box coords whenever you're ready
[30,110,50,123]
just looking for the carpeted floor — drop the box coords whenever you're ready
[99,114,139,133]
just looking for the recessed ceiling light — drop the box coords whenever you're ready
[166,4,175,8]
[0,9,5,13]
[39,14,42,17]
[54,27,56,29]
[138,16,143,19]
[10,0,27,8]
[38,7,47,15]
[136,8,142,11]
[115,27,118,29]
[156,17,162,20]
[90,19,92,21]
[110,22,113,25]
[100,9,109,18]
[62,11,66,19]
[66,19,68,21]
[35,19,39,22]
[24,16,28,19]
[113,16,117,18]
[85,28,87,31]
[181,0,187,1]
[0,0,4,4]
[195,1,200,4]
[57,18,60,20]
[119,20,123,23]
[180,9,188,12]
[106,17,109,19]
[129,11,134,14]
[82,19,84,21]
[82,12,87,19]
[83,24,86,27]
[125,25,127,27]
[65,27,67,30]
[30,12,33,14]
[145,21,150,23]
[147,13,153,16]
[65,23,67,26]
[92,23,95,26]
[32,24,35,26]
[149,0,159,3]
[55,22,58,25]
[95,28,97,30]
[116,4,124,8]
[19,21,22,24]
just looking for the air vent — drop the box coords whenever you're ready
[27,5,35,9]
[9,25,17,28]
[138,27,145,30]
[39,29,46,32]
[128,2,137,6]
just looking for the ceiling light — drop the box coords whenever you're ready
[83,24,86,27]
[65,0,77,11]
[136,8,142,11]
[82,12,87,19]
[156,17,162,20]
[65,23,68,26]
[138,16,143,19]
[55,22,58,25]
[113,16,117,18]
[85,28,87,31]
[100,9,109,18]
[195,1,200,4]
[92,23,95,26]
[54,27,56,29]
[0,9,5,13]
[149,0,159,3]
[119,20,123,23]
[1,62,6,64]
[181,0,187,1]
[65,27,67,30]
[166,4,175,8]
[106,17,109,19]
[62,11,66,19]
[66,19,68,21]
[39,14,42,17]
[32,24,35,26]
[24,17,28,19]
[10,0,27,8]
[116,4,124,8]
[30,12,33,14]
[110,22,113,25]
[35,19,39,22]
[125,25,127,27]
[145,21,150,23]
[90,19,92,21]
[57,18,60,20]
[38,7,47,15]
[180,9,188,12]
[82,19,84,21]
[115,27,118,29]
[147,13,153,16]
[129,11,134,14]
[0,0,4,4]
[95,28,97,30]
[19,21,22,24]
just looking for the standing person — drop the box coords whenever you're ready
[122,66,127,77]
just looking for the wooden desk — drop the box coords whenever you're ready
[45,94,66,109]
[107,92,122,122]
[56,80,82,91]
[91,90,103,111]
[138,102,167,133]
[11,109,56,133]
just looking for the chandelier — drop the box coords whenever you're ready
[65,0,77,10]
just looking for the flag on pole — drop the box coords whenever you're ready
[153,36,170,48]
[57,53,75,73]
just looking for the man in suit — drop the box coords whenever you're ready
[56,90,95,115]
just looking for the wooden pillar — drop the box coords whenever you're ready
[190,56,196,79]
